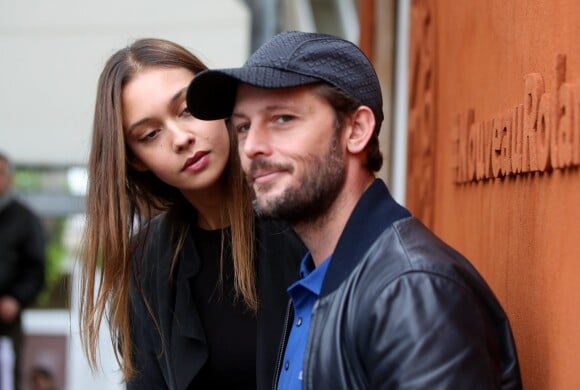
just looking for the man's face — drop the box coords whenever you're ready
[231,84,346,224]
[0,159,12,197]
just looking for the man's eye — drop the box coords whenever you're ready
[274,115,294,124]
[236,123,250,133]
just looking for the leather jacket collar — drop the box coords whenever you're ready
[321,179,410,297]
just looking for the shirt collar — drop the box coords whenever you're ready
[292,252,332,296]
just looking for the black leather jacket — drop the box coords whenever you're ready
[127,210,304,390]
[279,180,522,389]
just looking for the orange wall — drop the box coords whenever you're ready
[404,1,580,388]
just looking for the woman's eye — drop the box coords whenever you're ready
[138,129,160,142]
[179,107,192,118]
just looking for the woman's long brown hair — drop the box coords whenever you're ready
[79,38,255,381]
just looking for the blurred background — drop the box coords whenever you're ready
[0,1,403,388]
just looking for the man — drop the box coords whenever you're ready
[187,31,522,389]
[0,152,46,390]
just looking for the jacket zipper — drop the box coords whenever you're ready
[272,300,294,390]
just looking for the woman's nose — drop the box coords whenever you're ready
[172,125,195,153]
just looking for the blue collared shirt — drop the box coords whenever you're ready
[277,252,332,390]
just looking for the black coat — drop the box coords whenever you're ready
[280,180,522,389]
[127,212,305,390]
[0,198,45,332]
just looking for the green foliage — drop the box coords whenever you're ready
[12,166,78,309]
[13,170,43,191]
[34,218,69,309]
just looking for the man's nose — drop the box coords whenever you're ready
[240,121,271,159]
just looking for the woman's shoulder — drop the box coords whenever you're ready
[134,212,167,246]
[255,216,297,237]
[254,217,306,265]
[132,212,175,272]
[254,218,305,302]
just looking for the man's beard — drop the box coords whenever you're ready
[248,132,345,225]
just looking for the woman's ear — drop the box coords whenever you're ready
[345,106,376,154]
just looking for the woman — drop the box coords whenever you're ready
[79,38,304,389]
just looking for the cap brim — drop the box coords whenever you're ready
[186,67,321,120]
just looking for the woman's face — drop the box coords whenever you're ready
[122,67,230,197]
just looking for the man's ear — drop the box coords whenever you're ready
[345,106,375,154]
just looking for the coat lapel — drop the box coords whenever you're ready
[155,224,208,390]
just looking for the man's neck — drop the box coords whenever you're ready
[294,174,375,267]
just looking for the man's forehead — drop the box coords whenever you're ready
[234,84,318,109]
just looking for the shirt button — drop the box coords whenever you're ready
[284,361,290,370]
[296,317,303,327]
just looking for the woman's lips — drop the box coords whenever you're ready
[183,151,209,172]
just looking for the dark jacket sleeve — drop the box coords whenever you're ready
[255,218,305,390]
[363,272,504,389]
[126,218,169,389]
[8,204,46,306]
[126,284,167,390]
